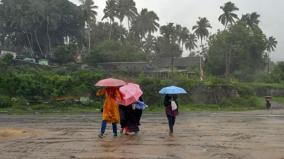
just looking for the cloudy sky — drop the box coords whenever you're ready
[70,0,283,61]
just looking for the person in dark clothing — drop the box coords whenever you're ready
[119,105,127,134]
[119,97,146,135]
[135,97,144,126]
[125,105,140,134]
[265,96,272,109]
[164,94,179,136]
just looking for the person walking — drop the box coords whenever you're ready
[97,87,122,138]
[164,94,179,136]
[119,104,127,134]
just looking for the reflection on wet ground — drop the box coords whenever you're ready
[0,110,284,159]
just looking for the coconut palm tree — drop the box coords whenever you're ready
[117,0,138,30]
[267,36,278,52]
[79,0,98,53]
[241,12,260,28]
[176,25,190,47]
[160,23,177,44]
[192,17,211,81]
[266,36,278,73]
[185,33,197,54]
[192,17,212,45]
[142,34,157,60]
[102,0,117,24]
[218,1,239,29]
[102,0,118,39]
[132,8,159,40]
[139,9,159,35]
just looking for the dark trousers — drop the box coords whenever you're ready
[119,107,127,129]
[100,120,117,135]
[167,115,176,133]
[135,109,143,125]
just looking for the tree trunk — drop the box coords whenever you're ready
[34,31,44,57]
[267,53,270,73]
[225,46,232,78]
[225,51,229,78]
[128,19,130,31]
[25,32,34,57]
[200,40,204,81]
[88,27,91,54]
[171,56,174,73]
[46,16,51,55]
[109,19,113,40]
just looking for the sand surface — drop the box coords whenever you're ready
[0,110,284,159]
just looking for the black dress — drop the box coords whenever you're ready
[126,106,139,132]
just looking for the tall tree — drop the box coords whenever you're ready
[266,36,277,52]
[177,25,190,47]
[218,1,239,29]
[80,0,98,53]
[117,0,138,30]
[185,33,197,54]
[142,34,157,60]
[159,23,183,73]
[218,2,239,77]
[102,0,118,39]
[192,17,211,80]
[131,8,159,40]
[266,36,278,73]
[91,22,127,44]
[192,17,212,45]
[102,0,117,24]
[160,23,177,44]
[241,12,260,28]
[0,0,85,57]
[207,21,267,80]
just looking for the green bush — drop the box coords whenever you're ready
[0,96,12,108]
[53,44,77,64]
[220,96,261,109]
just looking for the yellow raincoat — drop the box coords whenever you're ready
[97,87,122,123]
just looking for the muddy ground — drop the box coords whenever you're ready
[0,109,284,159]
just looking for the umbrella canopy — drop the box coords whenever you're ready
[119,83,143,106]
[95,78,126,87]
[159,86,187,94]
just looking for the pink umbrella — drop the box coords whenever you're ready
[95,78,126,87]
[119,83,143,106]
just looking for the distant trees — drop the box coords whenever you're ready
[241,12,260,28]
[218,1,239,29]
[79,0,98,53]
[265,36,278,72]
[185,34,198,54]
[116,0,138,29]
[206,21,267,80]
[0,0,85,57]
[0,0,280,82]
[131,8,159,40]
[192,17,212,45]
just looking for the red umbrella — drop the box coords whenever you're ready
[95,78,126,87]
[119,83,143,106]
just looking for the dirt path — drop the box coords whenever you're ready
[0,110,284,159]
[271,101,284,109]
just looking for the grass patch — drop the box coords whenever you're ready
[145,98,265,112]
[247,82,284,89]
[0,103,101,115]
[273,97,284,104]
[0,97,267,114]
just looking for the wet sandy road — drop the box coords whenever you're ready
[0,110,284,159]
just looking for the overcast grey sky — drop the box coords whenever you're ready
[70,0,283,61]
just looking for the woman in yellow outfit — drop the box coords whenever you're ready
[97,87,122,138]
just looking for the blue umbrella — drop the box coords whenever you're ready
[159,86,187,94]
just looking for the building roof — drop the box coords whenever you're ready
[153,57,200,68]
